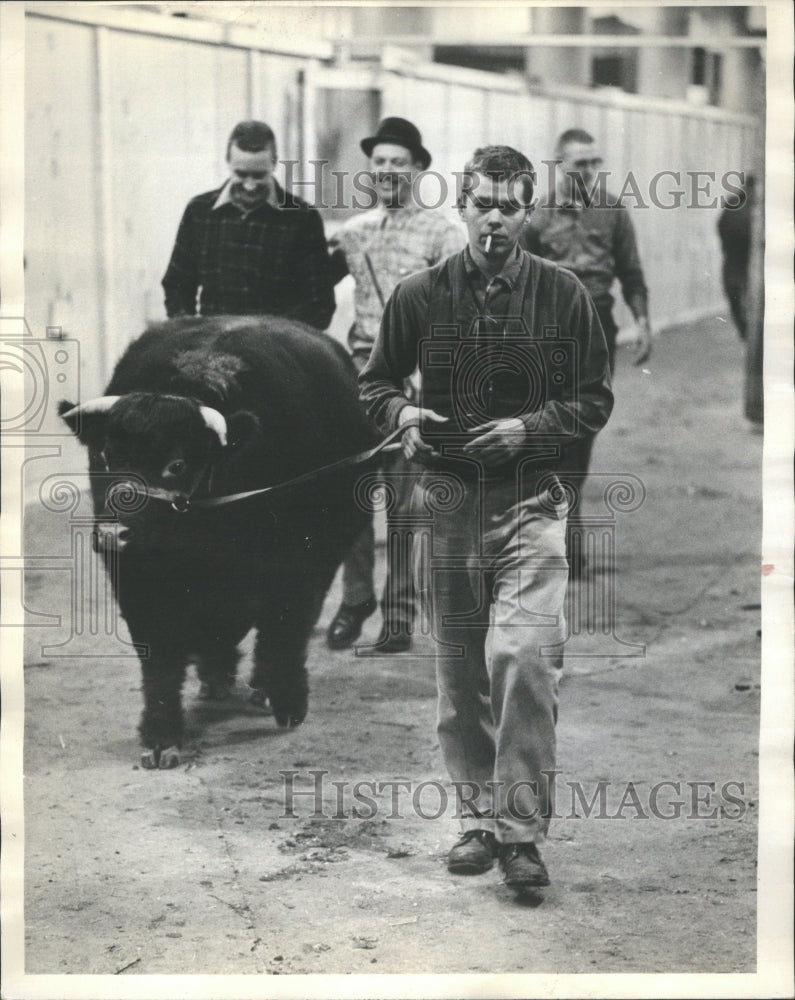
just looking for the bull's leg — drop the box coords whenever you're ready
[138,651,188,769]
[251,622,310,729]
[251,560,336,729]
[196,641,240,700]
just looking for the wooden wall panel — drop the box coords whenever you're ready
[25,17,103,393]
[24,8,762,393]
[103,32,249,359]
[252,52,310,175]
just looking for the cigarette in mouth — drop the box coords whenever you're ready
[484,235,492,254]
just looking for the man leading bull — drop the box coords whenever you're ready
[360,146,613,893]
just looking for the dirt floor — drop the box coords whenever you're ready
[18,316,764,983]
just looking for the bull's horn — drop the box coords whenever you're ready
[60,396,121,419]
[199,406,227,447]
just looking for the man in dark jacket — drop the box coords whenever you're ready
[360,146,613,893]
[520,128,649,570]
[717,174,754,341]
[162,120,335,330]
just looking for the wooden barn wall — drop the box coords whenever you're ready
[380,70,759,334]
[25,18,104,379]
[25,13,317,398]
[25,11,759,397]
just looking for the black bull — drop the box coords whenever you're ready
[59,316,376,769]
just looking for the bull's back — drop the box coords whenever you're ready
[107,316,374,458]
[104,317,375,537]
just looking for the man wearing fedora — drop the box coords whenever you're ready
[326,117,464,653]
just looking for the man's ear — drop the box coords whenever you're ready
[225,410,261,451]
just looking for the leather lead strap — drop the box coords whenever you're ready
[130,418,419,512]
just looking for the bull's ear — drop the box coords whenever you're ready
[58,400,79,431]
[225,411,261,451]
[58,400,106,447]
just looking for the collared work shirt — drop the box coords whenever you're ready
[520,193,648,314]
[329,203,464,354]
[461,244,524,317]
[211,177,282,214]
[162,181,335,329]
[360,248,613,494]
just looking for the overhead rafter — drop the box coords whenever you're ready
[350,34,766,50]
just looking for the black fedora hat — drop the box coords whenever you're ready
[360,117,432,170]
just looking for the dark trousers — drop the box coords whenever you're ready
[557,305,617,536]
[341,447,417,626]
[722,259,748,340]
[341,350,417,626]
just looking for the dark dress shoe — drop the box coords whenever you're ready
[198,681,232,700]
[326,598,377,650]
[372,622,412,653]
[499,842,550,889]
[447,829,497,874]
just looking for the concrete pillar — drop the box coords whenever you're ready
[525,7,587,88]
[722,48,765,114]
[636,7,690,101]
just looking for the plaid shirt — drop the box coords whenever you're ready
[329,203,465,354]
[162,181,335,330]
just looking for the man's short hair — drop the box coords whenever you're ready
[226,120,277,159]
[556,128,596,158]
[459,145,535,206]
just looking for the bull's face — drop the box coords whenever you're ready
[59,393,228,549]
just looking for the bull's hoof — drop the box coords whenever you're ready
[248,688,272,715]
[273,707,306,729]
[198,681,233,701]
[141,745,181,769]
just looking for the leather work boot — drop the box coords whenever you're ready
[447,830,497,875]
[326,598,377,650]
[499,842,551,889]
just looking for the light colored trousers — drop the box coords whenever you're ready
[417,474,568,844]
